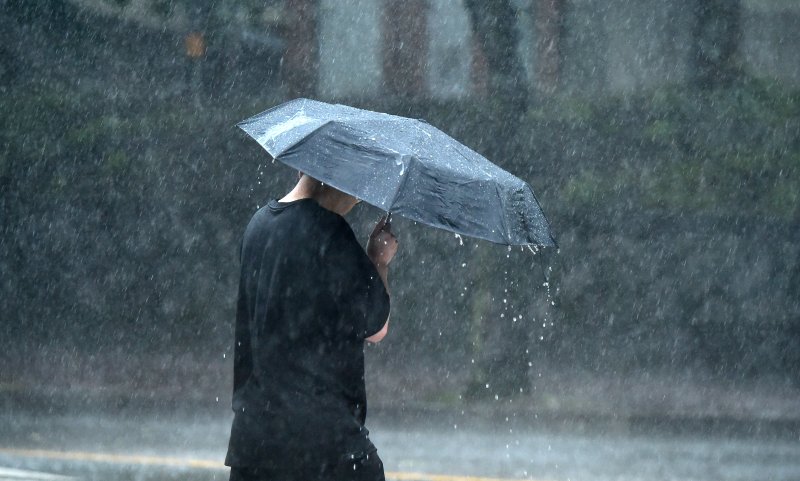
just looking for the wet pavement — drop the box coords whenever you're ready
[0,407,799,481]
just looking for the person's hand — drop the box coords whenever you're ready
[367,216,398,267]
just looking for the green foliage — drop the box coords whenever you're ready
[562,170,612,207]
[102,150,130,176]
[745,0,800,12]
[541,77,800,221]
[767,158,800,219]
[643,119,680,144]
[149,0,174,17]
[4,63,799,384]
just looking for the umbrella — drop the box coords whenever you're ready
[237,98,556,247]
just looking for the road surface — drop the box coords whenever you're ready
[0,407,798,481]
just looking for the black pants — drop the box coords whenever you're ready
[229,451,385,481]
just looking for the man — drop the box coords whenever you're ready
[225,172,398,481]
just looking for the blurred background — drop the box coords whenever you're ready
[1,0,799,465]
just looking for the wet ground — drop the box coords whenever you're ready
[1,405,799,481]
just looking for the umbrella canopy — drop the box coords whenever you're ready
[237,98,556,247]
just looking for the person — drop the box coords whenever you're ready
[225,172,398,481]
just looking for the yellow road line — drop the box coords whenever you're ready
[0,447,545,481]
[385,471,540,481]
[0,448,223,470]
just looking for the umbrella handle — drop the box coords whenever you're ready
[385,212,392,228]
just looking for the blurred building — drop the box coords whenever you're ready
[303,0,800,98]
[65,0,800,100]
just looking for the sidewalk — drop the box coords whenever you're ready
[2,382,799,441]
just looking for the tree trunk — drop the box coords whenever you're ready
[785,208,800,385]
[463,0,531,399]
[690,0,742,89]
[382,0,429,98]
[282,0,319,98]
[463,0,528,114]
[534,0,563,95]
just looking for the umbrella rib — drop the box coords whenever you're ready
[527,184,558,247]
[494,183,511,245]
[266,120,335,160]
[387,155,416,213]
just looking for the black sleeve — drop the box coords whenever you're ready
[325,220,390,339]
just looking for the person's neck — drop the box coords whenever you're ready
[280,179,353,216]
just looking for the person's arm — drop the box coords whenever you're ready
[365,216,398,343]
[365,317,389,343]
